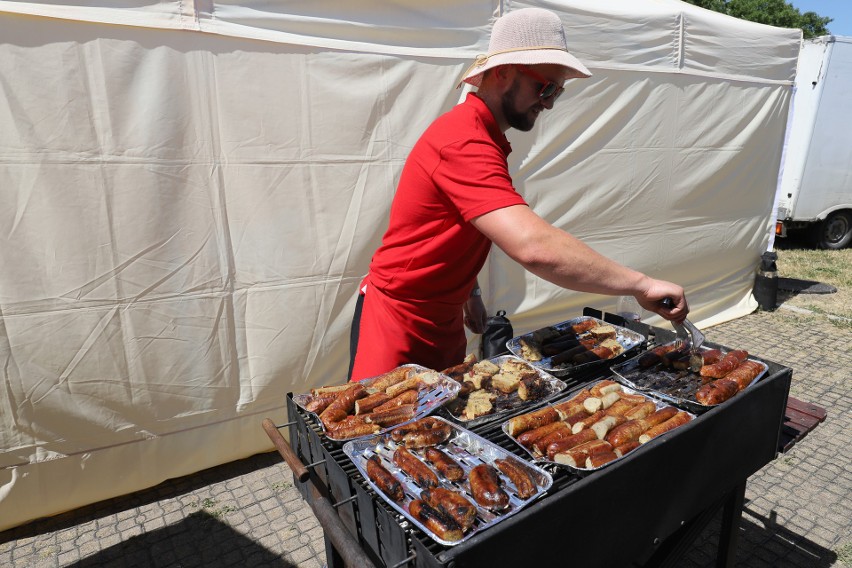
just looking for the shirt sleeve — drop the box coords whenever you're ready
[434,136,528,222]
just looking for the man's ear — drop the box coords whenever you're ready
[493,65,515,83]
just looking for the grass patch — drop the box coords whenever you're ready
[835,541,852,565]
[775,246,852,321]
[191,497,236,519]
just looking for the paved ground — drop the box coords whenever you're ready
[1,302,850,567]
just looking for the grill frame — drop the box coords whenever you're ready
[285,313,792,568]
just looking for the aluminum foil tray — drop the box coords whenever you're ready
[439,355,567,428]
[344,416,552,547]
[609,342,769,414]
[506,316,646,377]
[502,380,694,474]
[292,364,460,442]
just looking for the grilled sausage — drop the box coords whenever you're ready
[700,348,723,366]
[506,406,561,437]
[365,404,417,427]
[366,456,404,502]
[420,487,477,531]
[590,414,627,440]
[583,396,603,414]
[623,401,656,421]
[369,367,411,391]
[354,392,391,415]
[641,406,679,428]
[328,421,380,440]
[408,499,463,542]
[700,349,749,379]
[605,419,649,448]
[306,394,337,414]
[423,447,464,482]
[541,335,582,355]
[517,421,569,449]
[617,392,649,405]
[638,343,679,368]
[613,440,641,457]
[605,405,678,447]
[310,384,352,397]
[723,360,764,391]
[570,410,606,434]
[603,398,639,417]
[553,439,613,468]
[534,425,590,456]
[695,378,740,406]
[570,319,599,334]
[589,379,621,397]
[571,344,614,364]
[401,417,453,449]
[586,451,618,468]
[319,383,367,425]
[393,447,440,487]
[494,457,537,500]
[372,389,419,413]
[469,464,510,511]
[385,376,422,398]
[639,411,692,443]
[390,418,428,442]
[552,389,592,417]
[545,428,597,461]
[550,343,595,366]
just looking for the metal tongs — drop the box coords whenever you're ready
[660,298,706,373]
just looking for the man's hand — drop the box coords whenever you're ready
[635,278,689,323]
[464,294,488,334]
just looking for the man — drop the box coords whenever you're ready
[349,8,688,381]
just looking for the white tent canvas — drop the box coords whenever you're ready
[0,0,800,530]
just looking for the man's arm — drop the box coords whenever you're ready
[471,205,688,321]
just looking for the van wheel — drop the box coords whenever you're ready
[814,211,852,249]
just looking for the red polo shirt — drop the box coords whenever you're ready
[351,93,528,381]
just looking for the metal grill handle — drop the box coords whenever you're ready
[262,417,310,483]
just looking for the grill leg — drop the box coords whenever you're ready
[325,537,345,568]
[717,481,746,568]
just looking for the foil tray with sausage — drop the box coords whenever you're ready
[609,342,769,414]
[502,379,694,473]
[292,364,460,442]
[438,354,567,428]
[344,416,553,546]
[506,316,646,377]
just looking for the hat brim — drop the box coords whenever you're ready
[461,49,592,88]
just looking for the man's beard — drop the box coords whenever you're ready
[501,80,539,131]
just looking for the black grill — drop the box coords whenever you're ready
[285,310,792,568]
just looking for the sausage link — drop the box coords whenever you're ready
[423,447,464,482]
[494,457,537,499]
[420,487,477,531]
[366,456,404,502]
[469,464,510,511]
[393,447,440,487]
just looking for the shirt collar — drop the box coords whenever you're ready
[466,92,512,156]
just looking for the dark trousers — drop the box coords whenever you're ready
[347,292,365,381]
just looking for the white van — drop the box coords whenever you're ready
[776,35,852,249]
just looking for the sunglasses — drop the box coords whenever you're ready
[515,65,565,101]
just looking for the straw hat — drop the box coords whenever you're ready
[459,8,591,88]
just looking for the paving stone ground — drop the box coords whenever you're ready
[1,306,850,568]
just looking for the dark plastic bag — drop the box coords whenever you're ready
[480,310,513,359]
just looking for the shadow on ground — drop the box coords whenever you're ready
[65,509,297,568]
[0,452,282,544]
[684,502,839,568]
